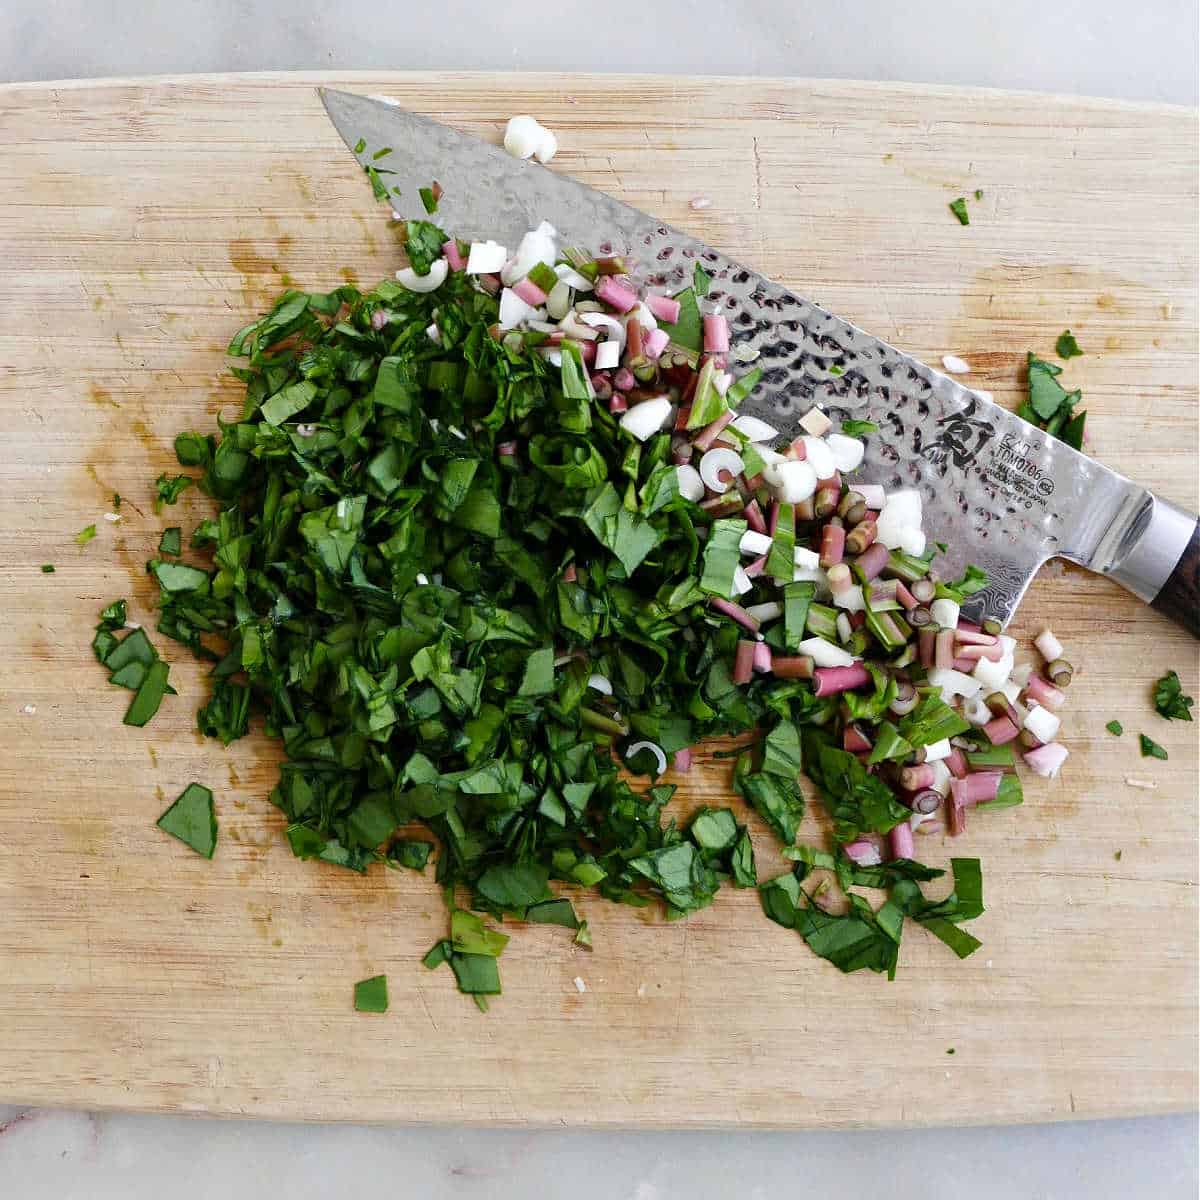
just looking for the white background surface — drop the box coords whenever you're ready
[0,1,1196,1196]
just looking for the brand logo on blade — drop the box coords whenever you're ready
[922,401,994,472]
[923,405,1056,513]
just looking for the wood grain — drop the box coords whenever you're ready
[0,73,1195,1128]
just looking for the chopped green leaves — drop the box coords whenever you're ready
[354,974,389,1013]
[1153,670,1193,722]
[88,227,1018,1008]
[404,220,448,276]
[41,563,55,573]
[1105,720,1123,737]
[802,728,909,842]
[1022,352,1086,451]
[1138,733,1168,760]
[154,473,194,510]
[197,680,251,745]
[157,783,217,858]
[762,855,984,978]
[840,420,878,436]
[949,197,970,225]
[76,524,97,546]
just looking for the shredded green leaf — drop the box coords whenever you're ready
[1055,329,1083,359]
[1152,670,1193,722]
[949,197,970,226]
[354,974,389,1013]
[1138,733,1168,760]
[157,783,218,858]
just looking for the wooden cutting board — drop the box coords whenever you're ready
[0,73,1196,1128]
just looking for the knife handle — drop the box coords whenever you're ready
[1106,494,1199,639]
[1149,518,1199,638]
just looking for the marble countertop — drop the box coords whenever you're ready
[0,1,1195,1196]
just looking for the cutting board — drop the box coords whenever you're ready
[0,73,1195,1128]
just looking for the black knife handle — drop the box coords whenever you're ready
[1151,519,1200,639]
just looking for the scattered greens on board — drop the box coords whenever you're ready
[87,212,995,1009]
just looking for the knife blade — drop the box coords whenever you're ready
[319,88,1198,635]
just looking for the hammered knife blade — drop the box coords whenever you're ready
[319,88,1199,636]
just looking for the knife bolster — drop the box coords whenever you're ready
[1149,519,1199,639]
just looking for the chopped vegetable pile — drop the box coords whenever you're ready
[89,209,1119,1007]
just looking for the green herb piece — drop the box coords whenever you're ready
[689,807,739,855]
[1056,330,1083,359]
[949,197,970,225]
[1114,850,1122,862]
[699,518,747,598]
[524,898,581,929]
[76,524,97,546]
[353,137,366,154]
[939,563,989,599]
[840,420,878,436]
[802,728,909,842]
[1105,719,1123,737]
[476,863,552,910]
[97,601,132,636]
[783,580,815,650]
[730,829,757,887]
[156,783,217,858]
[1153,670,1194,722]
[364,165,390,202]
[41,564,55,573]
[102,626,151,669]
[1023,352,1086,450]
[154,474,194,510]
[388,840,434,871]
[630,842,719,917]
[419,186,438,214]
[372,147,392,161]
[725,366,762,407]
[1027,354,1073,421]
[451,909,510,957]
[733,753,804,846]
[692,263,712,296]
[896,693,969,748]
[158,527,182,556]
[1138,733,1168,760]
[973,188,983,200]
[868,720,913,764]
[123,658,170,727]
[197,680,251,745]
[403,219,449,276]
[766,503,796,582]
[687,357,727,428]
[658,287,702,352]
[354,974,389,1013]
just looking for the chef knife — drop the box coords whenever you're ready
[319,89,1199,638]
